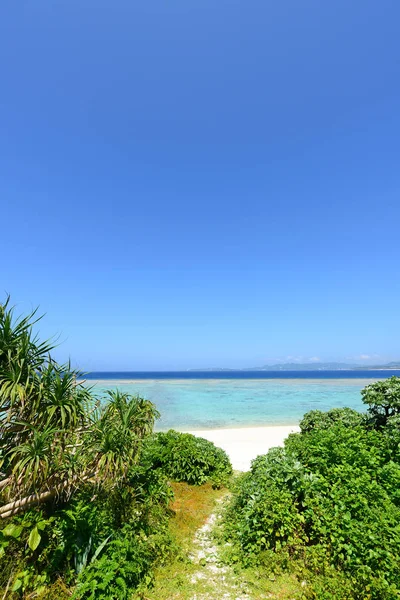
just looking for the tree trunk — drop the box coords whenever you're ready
[0,471,96,518]
[0,477,11,491]
[0,489,57,518]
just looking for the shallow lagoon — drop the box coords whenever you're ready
[87,377,382,430]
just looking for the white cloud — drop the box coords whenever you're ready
[285,355,304,363]
[345,354,381,362]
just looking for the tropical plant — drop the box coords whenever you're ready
[224,380,400,598]
[361,376,400,427]
[0,297,160,520]
[299,406,363,433]
[0,296,174,598]
[143,429,232,487]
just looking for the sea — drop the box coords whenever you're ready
[83,370,400,431]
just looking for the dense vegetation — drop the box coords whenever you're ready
[224,378,400,599]
[3,296,400,599]
[0,298,231,598]
[143,429,232,487]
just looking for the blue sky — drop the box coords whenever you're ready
[1,0,400,370]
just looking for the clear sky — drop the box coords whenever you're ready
[1,0,400,370]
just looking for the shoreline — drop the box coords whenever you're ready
[84,377,381,384]
[156,421,300,432]
[184,425,301,471]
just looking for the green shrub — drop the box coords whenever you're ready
[286,422,391,477]
[229,483,304,558]
[142,430,232,487]
[299,407,363,433]
[361,376,400,428]
[0,464,174,598]
[224,448,308,563]
[224,409,400,597]
[0,298,177,599]
[73,524,173,600]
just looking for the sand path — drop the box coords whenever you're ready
[187,496,252,600]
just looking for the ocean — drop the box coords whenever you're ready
[84,370,400,430]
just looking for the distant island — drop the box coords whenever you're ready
[188,361,400,372]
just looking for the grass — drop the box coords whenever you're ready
[224,565,304,599]
[141,481,226,600]
[38,481,305,600]
[140,481,304,600]
[168,481,227,547]
[37,481,304,600]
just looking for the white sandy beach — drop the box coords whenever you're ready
[188,425,300,471]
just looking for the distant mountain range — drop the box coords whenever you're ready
[247,362,359,371]
[353,362,400,371]
[188,362,400,372]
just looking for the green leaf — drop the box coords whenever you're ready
[35,585,47,596]
[28,526,41,551]
[3,523,23,538]
[90,534,112,565]
[12,579,22,592]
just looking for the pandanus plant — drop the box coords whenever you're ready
[0,297,159,518]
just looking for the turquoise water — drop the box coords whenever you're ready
[88,378,376,430]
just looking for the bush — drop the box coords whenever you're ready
[361,376,400,428]
[224,448,308,564]
[0,298,178,598]
[0,466,174,598]
[73,524,173,600]
[285,421,391,477]
[143,430,232,487]
[299,407,363,433]
[224,402,400,598]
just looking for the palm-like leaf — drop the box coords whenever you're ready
[86,391,159,488]
[0,296,159,517]
[8,424,58,491]
[39,362,92,430]
[0,297,55,414]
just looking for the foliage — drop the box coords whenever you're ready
[143,482,259,600]
[0,297,172,598]
[0,463,174,598]
[0,297,160,520]
[72,524,173,600]
[224,448,307,560]
[143,430,232,487]
[361,376,400,427]
[299,406,362,433]
[224,381,400,598]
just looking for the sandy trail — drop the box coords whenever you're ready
[188,497,252,600]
